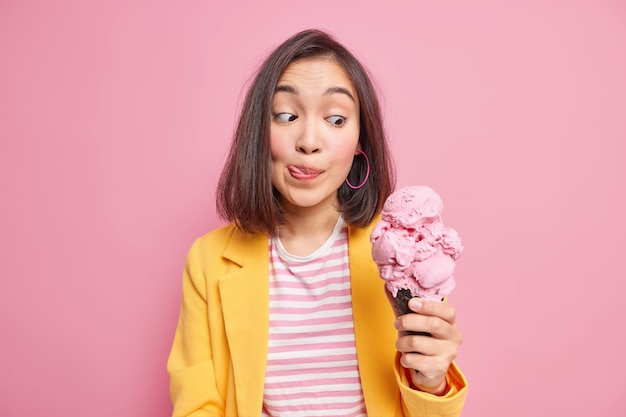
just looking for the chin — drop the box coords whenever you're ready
[283,191,337,211]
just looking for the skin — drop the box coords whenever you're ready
[270,57,360,255]
[270,57,462,396]
[391,295,463,395]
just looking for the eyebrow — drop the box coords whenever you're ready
[324,86,356,102]
[274,85,356,102]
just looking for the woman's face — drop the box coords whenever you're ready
[270,57,360,216]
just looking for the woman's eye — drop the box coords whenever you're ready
[326,115,346,126]
[274,113,297,123]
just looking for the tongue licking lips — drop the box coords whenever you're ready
[289,166,320,180]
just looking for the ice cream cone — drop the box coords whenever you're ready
[370,186,463,338]
[395,288,430,337]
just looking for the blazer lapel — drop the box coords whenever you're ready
[349,221,400,416]
[218,229,269,416]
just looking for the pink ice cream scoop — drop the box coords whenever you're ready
[370,186,463,305]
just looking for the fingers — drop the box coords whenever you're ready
[400,350,455,383]
[396,332,460,389]
[393,298,458,340]
[396,331,460,360]
[396,332,445,356]
[393,299,463,392]
[395,313,461,342]
[408,298,456,324]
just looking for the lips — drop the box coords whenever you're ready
[288,165,322,181]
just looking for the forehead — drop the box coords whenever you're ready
[277,57,357,94]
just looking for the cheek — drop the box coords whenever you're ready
[269,130,288,160]
[331,129,360,163]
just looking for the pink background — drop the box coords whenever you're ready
[1,0,625,415]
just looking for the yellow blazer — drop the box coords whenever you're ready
[167,221,467,417]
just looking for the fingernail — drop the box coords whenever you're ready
[394,319,399,329]
[409,299,422,310]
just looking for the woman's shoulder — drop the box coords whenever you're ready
[196,223,238,243]
[189,223,268,264]
[191,223,244,255]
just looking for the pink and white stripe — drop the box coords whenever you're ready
[262,220,366,417]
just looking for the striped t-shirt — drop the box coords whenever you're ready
[261,217,366,417]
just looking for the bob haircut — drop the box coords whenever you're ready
[216,29,396,235]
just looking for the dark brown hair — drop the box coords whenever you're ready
[216,29,395,235]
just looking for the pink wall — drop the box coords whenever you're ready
[1,0,625,415]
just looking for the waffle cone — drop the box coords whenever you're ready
[395,288,430,337]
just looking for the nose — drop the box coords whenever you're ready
[296,119,321,154]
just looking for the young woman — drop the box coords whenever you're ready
[168,29,467,417]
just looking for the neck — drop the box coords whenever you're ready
[277,209,341,256]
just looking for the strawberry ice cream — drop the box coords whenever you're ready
[370,186,463,314]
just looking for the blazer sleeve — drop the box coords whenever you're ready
[394,353,468,417]
[167,238,225,416]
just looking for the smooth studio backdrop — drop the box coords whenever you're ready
[1,1,625,416]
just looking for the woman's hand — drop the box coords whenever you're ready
[393,297,463,395]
